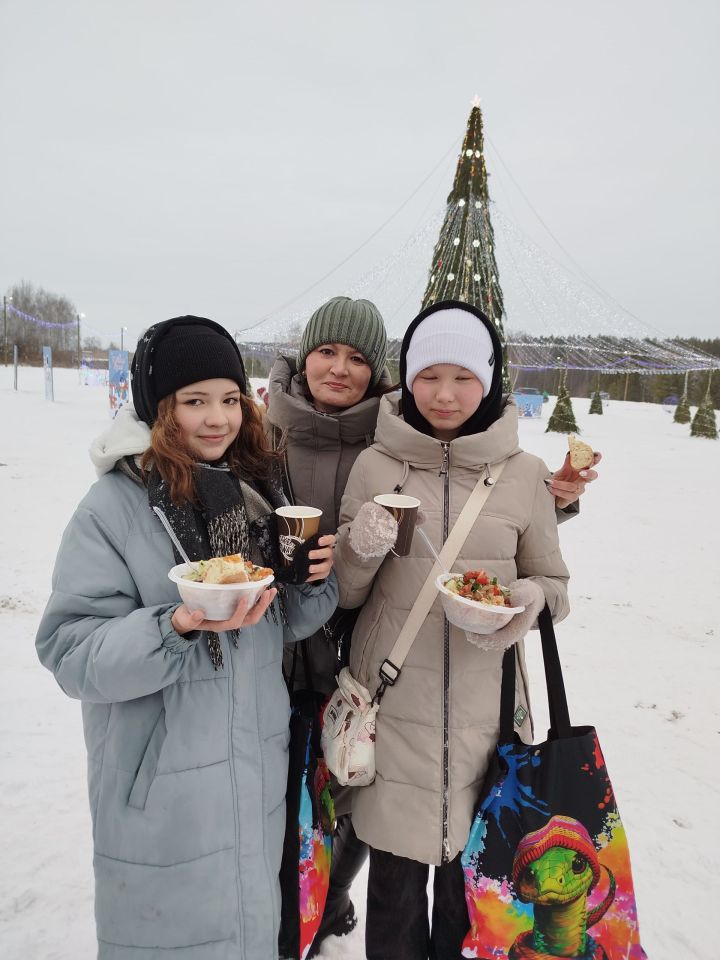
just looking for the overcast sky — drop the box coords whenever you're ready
[1,0,717,348]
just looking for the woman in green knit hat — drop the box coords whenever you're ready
[267,295,392,959]
[267,294,600,959]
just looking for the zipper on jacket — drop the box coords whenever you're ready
[440,442,451,863]
[225,637,245,953]
[439,443,450,478]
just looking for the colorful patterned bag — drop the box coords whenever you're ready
[461,606,647,960]
[279,645,335,960]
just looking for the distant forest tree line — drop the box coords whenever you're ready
[4,281,719,408]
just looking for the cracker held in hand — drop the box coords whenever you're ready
[568,435,594,471]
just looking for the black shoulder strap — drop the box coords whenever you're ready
[499,604,571,742]
[538,605,571,739]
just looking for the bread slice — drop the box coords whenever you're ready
[202,555,249,584]
[198,554,274,584]
[568,435,594,471]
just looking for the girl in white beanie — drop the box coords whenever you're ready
[332,300,573,959]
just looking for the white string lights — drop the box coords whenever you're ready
[240,202,719,374]
[6,303,124,342]
[492,210,719,373]
[238,100,717,375]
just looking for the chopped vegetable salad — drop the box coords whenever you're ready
[443,570,512,607]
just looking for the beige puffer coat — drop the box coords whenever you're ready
[333,394,570,865]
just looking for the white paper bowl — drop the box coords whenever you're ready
[168,564,274,622]
[435,574,525,635]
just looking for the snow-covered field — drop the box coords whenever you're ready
[2,365,718,960]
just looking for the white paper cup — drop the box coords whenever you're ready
[168,564,274,622]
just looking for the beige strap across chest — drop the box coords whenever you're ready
[379,460,507,686]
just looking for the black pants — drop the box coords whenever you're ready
[366,848,469,960]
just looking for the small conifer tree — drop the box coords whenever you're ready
[673,393,691,423]
[674,373,691,423]
[690,378,718,439]
[546,371,579,434]
[589,391,603,415]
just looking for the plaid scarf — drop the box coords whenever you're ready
[147,462,287,669]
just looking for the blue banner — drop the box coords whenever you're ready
[108,349,130,418]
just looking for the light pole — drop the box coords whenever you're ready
[623,351,631,402]
[77,312,85,376]
[3,295,13,365]
[120,326,127,352]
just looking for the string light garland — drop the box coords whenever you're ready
[6,303,133,343]
[8,303,76,329]
[235,100,717,377]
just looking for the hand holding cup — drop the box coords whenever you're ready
[373,494,421,557]
[275,506,323,565]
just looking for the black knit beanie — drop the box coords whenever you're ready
[399,300,504,438]
[131,316,248,426]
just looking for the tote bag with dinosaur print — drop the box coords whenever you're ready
[461,607,647,960]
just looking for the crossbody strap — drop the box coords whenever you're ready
[373,460,507,703]
[499,604,571,741]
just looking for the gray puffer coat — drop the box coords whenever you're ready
[35,406,338,960]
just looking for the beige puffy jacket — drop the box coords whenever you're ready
[333,394,570,865]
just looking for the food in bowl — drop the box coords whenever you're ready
[435,570,525,636]
[182,554,273,585]
[168,558,275,622]
[442,569,512,607]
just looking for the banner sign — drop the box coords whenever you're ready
[42,346,54,402]
[108,349,130,418]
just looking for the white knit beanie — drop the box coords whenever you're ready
[404,307,496,393]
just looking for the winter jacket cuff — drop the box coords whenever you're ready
[290,575,335,598]
[159,607,199,654]
[556,500,579,523]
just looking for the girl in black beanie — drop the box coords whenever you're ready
[36,315,339,960]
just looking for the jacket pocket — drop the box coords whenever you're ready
[127,708,167,810]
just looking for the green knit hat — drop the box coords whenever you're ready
[298,296,388,385]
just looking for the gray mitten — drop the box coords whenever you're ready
[465,578,546,652]
[349,501,398,560]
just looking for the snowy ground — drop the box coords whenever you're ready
[1,365,718,960]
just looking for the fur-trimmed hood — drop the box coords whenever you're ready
[89,404,150,477]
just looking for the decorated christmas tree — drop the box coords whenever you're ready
[421,97,511,391]
[589,391,603,415]
[546,371,579,434]
[690,377,718,439]
[673,373,691,423]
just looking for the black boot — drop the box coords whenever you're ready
[307,814,368,958]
